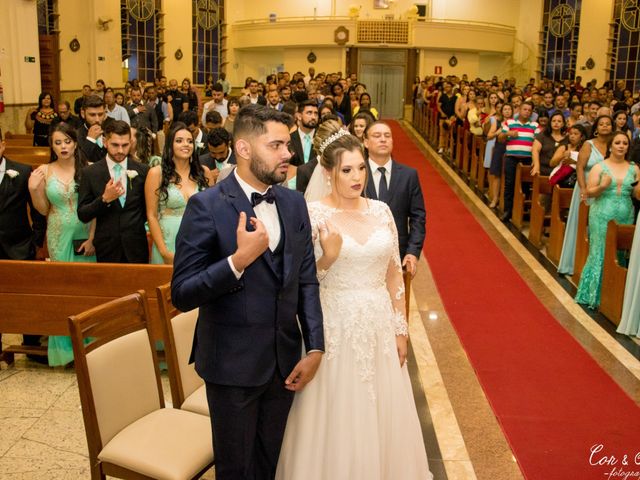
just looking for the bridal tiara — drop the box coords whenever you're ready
[318,129,351,155]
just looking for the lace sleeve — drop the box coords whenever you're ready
[382,203,409,336]
[307,202,329,281]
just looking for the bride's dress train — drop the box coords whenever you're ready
[276,200,432,480]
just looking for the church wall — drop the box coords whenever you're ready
[163,0,194,84]
[575,0,614,86]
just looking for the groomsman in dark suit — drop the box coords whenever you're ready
[0,132,47,352]
[172,105,323,479]
[291,101,320,195]
[198,127,236,173]
[126,86,158,133]
[77,120,149,263]
[77,95,108,163]
[364,121,426,277]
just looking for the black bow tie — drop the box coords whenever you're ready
[251,189,276,207]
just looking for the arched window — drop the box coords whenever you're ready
[610,0,640,91]
[541,0,582,81]
[192,0,222,84]
[121,0,162,82]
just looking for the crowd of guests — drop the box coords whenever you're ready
[0,67,424,367]
[414,73,640,337]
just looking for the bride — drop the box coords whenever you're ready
[276,120,432,479]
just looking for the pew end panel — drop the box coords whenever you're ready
[547,186,574,265]
[528,175,552,248]
[600,221,635,325]
[512,163,534,230]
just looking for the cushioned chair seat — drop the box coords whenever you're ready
[181,384,209,417]
[98,408,212,480]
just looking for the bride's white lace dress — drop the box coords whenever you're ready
[276,200,432,480]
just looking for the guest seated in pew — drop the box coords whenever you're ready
[0,129,47,356]
[28,122,96,367]
[77,120,150,263]
[617,209,640,337]
[146,122,212,265]
[575,131,640,308]
[531,112,567,177]
[558,116,612,275]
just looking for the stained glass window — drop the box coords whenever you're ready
[121,0,162,82]
[610,0,640,91]
[192,0,222,84]
[541,0,582,81]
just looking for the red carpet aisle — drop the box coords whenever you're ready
[390,122,640,479]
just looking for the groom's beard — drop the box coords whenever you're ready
[250,153,288,185]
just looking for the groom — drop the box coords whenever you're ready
[171,105,324,480]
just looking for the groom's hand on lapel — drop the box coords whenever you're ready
[285,351,323,391]
[231,211,270,271]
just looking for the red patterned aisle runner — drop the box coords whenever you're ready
[390,121,640,480]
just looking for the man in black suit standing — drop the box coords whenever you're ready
[290,100,320,194]
[364,121,426,277]
[126,86,159,133]
[0,131,47,352]
[77,120,149,263]
[172,105,323,479]
[77,95,107,163]
[199,127,236,174]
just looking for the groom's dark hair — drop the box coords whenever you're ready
[233,104,294,140]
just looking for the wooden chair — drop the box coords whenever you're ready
[68,291,214,480]
[528,175,551,248]
[511,163,534,229]
[156,283,208,416]
[600,221,635,325]
[573,201,590,285]
[547,186,574,265]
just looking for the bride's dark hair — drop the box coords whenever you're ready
[313,120,364,173]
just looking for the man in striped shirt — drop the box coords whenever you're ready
[498,102,540,222]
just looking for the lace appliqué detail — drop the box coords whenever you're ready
[391,308,409,336]
[309,200,405,402]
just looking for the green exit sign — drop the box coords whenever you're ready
[24,56,36,63]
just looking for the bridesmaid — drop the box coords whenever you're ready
[28,122,96,367]
[617,211,640,336]
[558,115,612,275]
[575,131,639,308]
[145,122,212,264]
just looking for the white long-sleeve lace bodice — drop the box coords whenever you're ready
[308,200,409,394]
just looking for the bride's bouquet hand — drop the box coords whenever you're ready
[318,220,342,263]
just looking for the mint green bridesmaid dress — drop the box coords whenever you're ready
[150,183,193,264]
[575,163,636,308]
[45,175,96,367]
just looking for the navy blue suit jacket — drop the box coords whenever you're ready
[171,173,324,387]
[365,159,426,259]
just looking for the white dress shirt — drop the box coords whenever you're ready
[228,169,282,278]
[106,104,131,125]
[106,155,129,198]
[0,157,6,185]
[368,158,392,197]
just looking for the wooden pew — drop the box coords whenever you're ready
[7,154,48,168]
[528,175,552,248]
[547,185,574,265]
[460,130,472,177]
[0,260,173,363]
[572,201,590,285]
[5,133,34,141]
[5,138,34,147]
[511,163,534,229]
[600,221,635,325]
[469,135,484,188]
[4,146,50,157]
